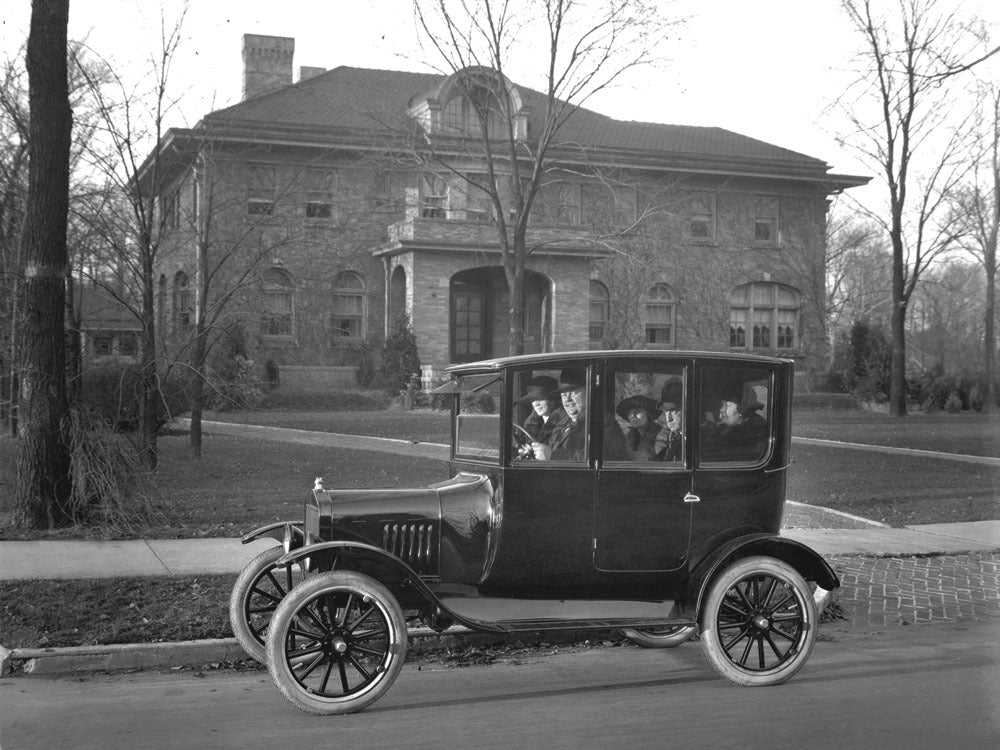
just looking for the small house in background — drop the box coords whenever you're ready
[76,285,141,367]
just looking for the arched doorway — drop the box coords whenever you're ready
[449,267,551,362]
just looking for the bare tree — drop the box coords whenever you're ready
[0,50,30,435]
[949,81,999,410]
[13,0,72,529]
[74,5,191,469]
[409,0,675,355]
[838,0,998,415]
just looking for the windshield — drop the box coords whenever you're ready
[452,373,503,462]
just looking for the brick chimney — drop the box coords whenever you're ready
[242,34,294,100]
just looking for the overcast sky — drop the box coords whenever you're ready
[3,0,998,209]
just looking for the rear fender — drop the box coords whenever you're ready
[240,522,304,555]
[688,534,840,614]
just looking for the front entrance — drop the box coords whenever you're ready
[451,282,489,362]
[449,267,551,362]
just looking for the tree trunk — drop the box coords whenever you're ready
[13,0,73,529]
[985,252,996,412]
[188,323,208,459]
[136,245,159,469]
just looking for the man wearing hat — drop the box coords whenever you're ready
[654,381,684,461]
[516,375,562,447]
[531,368,627,461]
[531,367,587,460]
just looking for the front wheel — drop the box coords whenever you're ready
[700,556,816,686]
[265,570,408,715]
[621,625,696,649]
[229,546,306,663]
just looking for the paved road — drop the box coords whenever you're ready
[2,619,997,750]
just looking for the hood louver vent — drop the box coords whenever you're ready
[382,522,435,571]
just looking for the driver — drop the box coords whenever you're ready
[516,375,561,447]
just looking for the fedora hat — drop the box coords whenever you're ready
[556,367,587,393]
[658,381,683,411]
[516,375,558,403]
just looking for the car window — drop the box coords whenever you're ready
[604,365,687,467]
[699,365,771,464]
[510,366,589,464]
[453,374,502,462]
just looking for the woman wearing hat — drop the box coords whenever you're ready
[703,379,767,460]
[616,394,661,461]
[516,375,562,448]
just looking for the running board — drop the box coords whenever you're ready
[437,595,688,633]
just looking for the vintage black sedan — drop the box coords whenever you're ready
[230,351,838,715]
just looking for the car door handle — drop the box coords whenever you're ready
[683,493,700,504]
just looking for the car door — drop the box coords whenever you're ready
[689,360,785,556]
[486,363,597,591]
[593,357,694,573]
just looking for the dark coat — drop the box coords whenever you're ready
[654,427,683,462]
[703,411,767,461]
[547,410,628,462]
[523,409,562,445]
[625,420,661,461]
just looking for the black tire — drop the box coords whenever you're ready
[621,625,697,649]
[700,556,816,686]
[228,546,306,663]
[265,570,408,715]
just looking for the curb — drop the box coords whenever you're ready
[0,626,603,677]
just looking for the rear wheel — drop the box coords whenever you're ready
[265,570,408,715]
[700,556,816,686]
[229,546,306,663]
[621,625,696,649]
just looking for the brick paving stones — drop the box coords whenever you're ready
[828,553,1000,628]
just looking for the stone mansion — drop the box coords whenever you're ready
[146,34,867,392]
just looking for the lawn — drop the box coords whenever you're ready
[1,406,997,540]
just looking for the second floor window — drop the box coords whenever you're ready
[644,283,675,347]
[613,187,637,226]
[753,196,779,246]
[419,174,449,218]
[262,267,294,337]
[248,164,275,216]
[331,271,365,339]
[305,169,334,219]
[689,193,716,241]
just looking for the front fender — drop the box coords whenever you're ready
[688,533,840,613]
[240,521,304,554]
[276,541,506,633]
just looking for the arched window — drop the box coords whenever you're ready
[589,281,609,345]
[730,282,800,351]
[262,267,294,337]
[172,271,192,331]
[643,283,675,347]
[331,271,366,339]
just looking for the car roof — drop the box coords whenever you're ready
[445,350,793,375]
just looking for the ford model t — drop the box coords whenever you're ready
[230,351,838,715]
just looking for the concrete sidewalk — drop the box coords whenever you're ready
[1,522,998,581]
